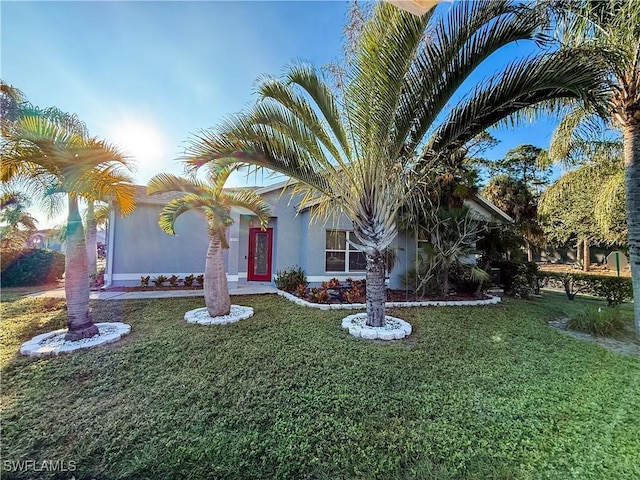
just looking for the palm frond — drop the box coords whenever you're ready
[224,189,271,228]
[394,0,548,158]
[426,48,609,160]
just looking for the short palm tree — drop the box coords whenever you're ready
[147,167,270,317]
[0,190,38,249]
[85,200,111,284]
[183,0,607,327]
[548,0,640,329]
[1,109,136,340]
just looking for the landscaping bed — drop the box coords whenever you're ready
[281,277,491,305]
[106,285,204,292]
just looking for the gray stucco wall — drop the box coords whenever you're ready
[106,186,508,289]
[108,202,229,287]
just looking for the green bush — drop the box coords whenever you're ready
[539,271,632,305]
[592,276,633,307]
[152,275,168,287]
[448,262,487,295]
[567,305,625,336]
[183,274,195,287]
[492,260,538,299]
[275,266,307,293]
[1,248,65,287]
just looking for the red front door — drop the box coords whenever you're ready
[247,228,273,282]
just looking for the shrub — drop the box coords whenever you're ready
[322,278,341,289]
[140,276,150,287]
[344,278,365,303]
[492,260,538,299]
[1,248,65,287]
[168,275,181,287]
[152,275,168,287]
[195,274,204,286]
[448,263,488,295]
[275,266,308,293]
[592,277,633,307]
[539,271,633,305]
[183,274,195,287]
[567,306,625,336]
[539,272,590,301]
[310,287,329,303]
[294,284,307,298]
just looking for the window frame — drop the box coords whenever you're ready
[325,230,367,273]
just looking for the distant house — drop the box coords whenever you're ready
[104,182,512,288]
[26,230,64,252]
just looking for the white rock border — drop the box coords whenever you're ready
[184,305,254,325]
[342,313,412,340]
[276,289,501,309]
[20,322,131,357]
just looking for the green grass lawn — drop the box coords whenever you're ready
[1,292,639,479]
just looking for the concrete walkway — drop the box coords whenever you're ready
[27,284,278,300]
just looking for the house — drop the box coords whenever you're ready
[104,183,512,289]
[26,229,64,251]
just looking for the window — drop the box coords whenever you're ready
[325,230,367,272]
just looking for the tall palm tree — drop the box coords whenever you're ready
[147,167,270,317]
[1,110,136,340]
[548,0,640,329]
[184,0,607,327]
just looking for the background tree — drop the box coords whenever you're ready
[482,144,551,192]
[184,1,607,327]
[1,108,136,340]
[483,174,543,262]
[0,190,37,249]
[549,0,640,329]
[147,167,270,317]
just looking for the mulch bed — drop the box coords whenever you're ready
[101,285,490,302]
[104,285,204,292]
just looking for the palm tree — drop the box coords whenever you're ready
[548,0,640,329]
[1,110,136,340]
[0,81,26,130]
[147,167,270,317]
[85,200,110,285]
[0,190,38,249]
[183,0,607,327]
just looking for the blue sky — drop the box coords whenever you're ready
[2,0,560,227]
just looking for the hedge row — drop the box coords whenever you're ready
[1,248,65,287]
[539,271,633,306]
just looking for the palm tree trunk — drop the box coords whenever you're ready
[623,123,640,334]
[86,200,98,286]
[365,250,386,327]
[204,233,231,317]
[583,239,590,272]
[64,196,98,341]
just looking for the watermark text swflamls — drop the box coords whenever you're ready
[3,459,77,472]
